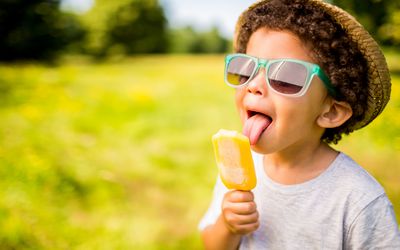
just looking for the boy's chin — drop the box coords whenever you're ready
[250,138,272,155]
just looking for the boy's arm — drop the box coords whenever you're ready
[201,215,242,250]
[201,190,259,250]
[345,194,400,249]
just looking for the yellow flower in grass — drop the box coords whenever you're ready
[131,89,154,105]
[19,105,42,120]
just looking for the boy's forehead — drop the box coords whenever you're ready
[246,28,314,63]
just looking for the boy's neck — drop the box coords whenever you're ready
[263,142,338,185]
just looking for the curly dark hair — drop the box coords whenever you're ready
[235,0,369,144]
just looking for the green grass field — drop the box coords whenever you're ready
[0,55,399,249]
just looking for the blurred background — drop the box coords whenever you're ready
[0,0,399,249]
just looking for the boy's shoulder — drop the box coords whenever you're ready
[251,151,385,199]
[331,152,385,197]
[318,152,387,222]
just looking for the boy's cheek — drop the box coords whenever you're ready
[234,91,246,122]
[234,89,246,104]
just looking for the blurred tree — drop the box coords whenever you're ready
[0,0,86,61]
[77,0,131,56]
[102,0,168,56]
[333,0,388,37]
[332,0,400,45]
[378,4,400,46]
[167,26,199,53]
[191,27,229,54]
[168,26,229,54]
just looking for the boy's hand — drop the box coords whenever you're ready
[221,190,259,235]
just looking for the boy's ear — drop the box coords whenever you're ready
[317,99,353,128]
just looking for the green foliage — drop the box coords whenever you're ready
[379,8,400,46]
[168,26,229,54]
[77,0,131,55]
[333,0,400,45]
[0,0,86,61]
[68,0,229,56]
[0,55,398,249]
[103,0,168,55]
[3,0,400,61]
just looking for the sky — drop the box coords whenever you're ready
[160,0,256,38]
[61,0,256,38]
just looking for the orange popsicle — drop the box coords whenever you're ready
[212,129,256,190]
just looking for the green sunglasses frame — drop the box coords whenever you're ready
[224,53,337,97]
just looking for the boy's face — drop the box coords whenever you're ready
[235,28,331,154]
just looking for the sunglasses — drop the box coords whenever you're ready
[224,53,337,97]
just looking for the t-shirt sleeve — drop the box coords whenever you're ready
[198,176,228,231]
[345,194,400,249]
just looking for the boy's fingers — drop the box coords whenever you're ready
[225,211,259,225]
[228,221,260,235]
[225,201,257,215]
[226,190,254,202]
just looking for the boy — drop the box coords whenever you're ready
[199,0,400,249]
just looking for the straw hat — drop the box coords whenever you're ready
[234,0,391,130]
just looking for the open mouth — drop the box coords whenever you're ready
[243,110,272,145]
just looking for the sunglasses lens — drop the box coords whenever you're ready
[268,61,308,94]
[226,56,256,86]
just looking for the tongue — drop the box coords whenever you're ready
[243,113,271,145]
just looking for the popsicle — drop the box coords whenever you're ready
[212,129,256,190]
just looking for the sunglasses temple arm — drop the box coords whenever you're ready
[320,75,338,98]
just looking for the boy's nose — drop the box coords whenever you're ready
[246,69,267,96]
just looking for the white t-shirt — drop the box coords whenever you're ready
[199,152,400,249]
